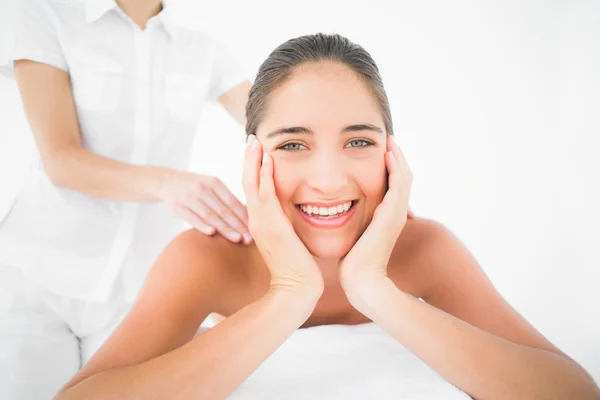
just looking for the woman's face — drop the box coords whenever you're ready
[255,61,388,259]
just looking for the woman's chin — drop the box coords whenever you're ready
[303,237,355,260]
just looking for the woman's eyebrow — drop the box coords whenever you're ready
[266,124,383,139]
[342,124,384,134]
[266,126,312,139]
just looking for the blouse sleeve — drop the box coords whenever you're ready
[0,0,68,79]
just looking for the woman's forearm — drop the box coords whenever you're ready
[47,147,171,202]
[56,288,320,400]
[352,279,600,400]
[14,60,170,203]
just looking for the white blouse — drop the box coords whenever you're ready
[0,0,247,302]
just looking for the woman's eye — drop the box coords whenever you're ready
[346,139,372,148]
[280,142,306,151]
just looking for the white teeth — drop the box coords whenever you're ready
[299,201,354,217]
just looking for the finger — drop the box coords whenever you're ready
[211,185,253,244]
[388,136,412,180]
[242,135,262,210]
[201,187,248,236]
[375,151,404,227]
[172,205,215,236]
[241,231,254,245]
[211,179,249,229]
[187,197,242,243]
[258,153,278,205]
[384,150,401,199]
[387,139,413,218]
[387,137,413,198]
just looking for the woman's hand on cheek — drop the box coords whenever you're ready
[339,136,412,304]
[243,135,324,297]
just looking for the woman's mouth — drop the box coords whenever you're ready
[295,200,358,228]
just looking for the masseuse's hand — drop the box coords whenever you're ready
[159,170,251,244]
[339,136,412,298]
[243,135,323,294]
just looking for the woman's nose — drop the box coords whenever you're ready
[305,153,349,195]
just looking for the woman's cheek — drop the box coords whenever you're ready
[271,157,300,201]
[353,158,387,202]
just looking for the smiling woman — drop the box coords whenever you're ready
[54,33,600,400]
[252,57,392,261]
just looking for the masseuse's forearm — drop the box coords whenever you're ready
[56,288,319,400]
[46,147,171,202]
[354,279,600,400]
[14,60,172,202]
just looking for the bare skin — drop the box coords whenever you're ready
[55,60,599,400]
[210,218,428,329]
[58,214,595,399]
[56,216,433,396]
[13,0,253,242]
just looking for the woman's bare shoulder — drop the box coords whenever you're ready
[388,217,451,297]
[165,229,260,284]
[170,229,243,263]
[163,230,267,311]
[130,229,243,317]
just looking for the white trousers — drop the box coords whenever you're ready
[0,264,130,400]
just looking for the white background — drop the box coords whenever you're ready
[1,0,599,383]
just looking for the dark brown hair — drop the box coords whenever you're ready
[245,33,393,137]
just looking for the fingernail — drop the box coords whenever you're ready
[203,227,215,235]
[262,154,269,164]
[243,233,252,244]
[246,135,256,147]
[230,232,241,241]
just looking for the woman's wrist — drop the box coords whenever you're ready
[151,166,177,202]
[344,276,397,314]
[266,284,322,323]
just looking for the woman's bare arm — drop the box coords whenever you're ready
[355,219,600,400]
[14,60,176,201]
[218,81,251,126]
[54,231,320,400]
[15,60,251,238]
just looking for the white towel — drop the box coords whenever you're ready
[211,322,471,399]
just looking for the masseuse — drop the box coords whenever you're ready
[0,0,251,398]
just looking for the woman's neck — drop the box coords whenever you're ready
[116,0,162,29]
[314,257,343,290]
